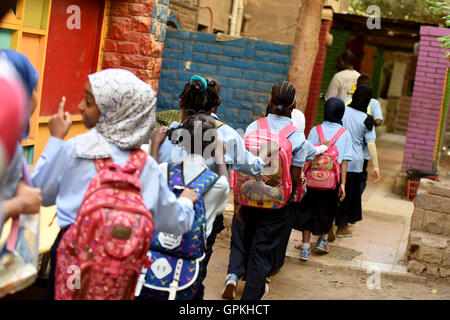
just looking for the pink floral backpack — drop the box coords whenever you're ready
[304,125,346,191]
[55,149,155,300]
[233,117,297,209]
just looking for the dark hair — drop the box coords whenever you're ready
[357,74,372,87]
[180,113,217,155]
[179,78,219,114]
[270,81,296,114]
[0,0,17,20]
[340,50,355,67]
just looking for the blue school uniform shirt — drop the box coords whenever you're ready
[307,121,353,164]
[345,97,382,160]
[31,136,195,235]
[342,108,376,173]
[245,114,316,168]
[158,120,265,175]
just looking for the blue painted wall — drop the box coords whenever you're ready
[157,29,294,130]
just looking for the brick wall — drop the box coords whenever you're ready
[304,19,333,136]
[401,26,450,172]
[407,180,450,278]
[157,29,292,129]
[315,29,350,126]
[100,0,170,92]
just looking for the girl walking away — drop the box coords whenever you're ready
[292,98,352,261]
[151,75,270,300]
[136,113,230,300]
[236,81,315,300]
[336,85,381,238]
[271,108,329,269]
[32,69,198,300]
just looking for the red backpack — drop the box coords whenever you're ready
[233,117,297,209]
[304,125,346,191]
[55,149,155,300]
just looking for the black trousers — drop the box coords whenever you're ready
[241,205,290,300]
[193,214,225,300]
[46,228,66,300]
[336,172,363,227]
[360,159,369,195]
[226,214,246,278]
[271,204,297,274]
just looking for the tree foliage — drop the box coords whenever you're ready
[427,1,450,58]
[348,0,443,24]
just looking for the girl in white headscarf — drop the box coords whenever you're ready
[32,69,198,299]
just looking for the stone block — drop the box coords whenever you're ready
[414,192,443,212]
[419,245,444,264]
[423,210,447,234]
[443,248,450,267]
[410,208,424,231]
[439,267,450,278]
[445,215,450,236]
[408,260,425,274]
[132,17,151,33]
[426,264,440,276]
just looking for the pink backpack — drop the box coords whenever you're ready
[233,117,297,209]
[55,149,155,300]
[304,125,346,191]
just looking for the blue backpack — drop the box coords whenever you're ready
[135,163,218,300]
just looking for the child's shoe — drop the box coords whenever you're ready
[299,246,312,261]
[336,225,352,238]
[221,273,238,299]
[316,237,330,253]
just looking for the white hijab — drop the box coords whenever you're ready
[75,69,156,159]
[291,109,305,132]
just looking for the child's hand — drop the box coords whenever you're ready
[180,188,198,204]
[151,126,168,146]
[321,140,332,148]
[338,183,346,201]
[3,181,42,218]
[49,97,72,139]
[15,181,42,214]
[371,169,381,184]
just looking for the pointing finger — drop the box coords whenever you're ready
[58,96,66,115]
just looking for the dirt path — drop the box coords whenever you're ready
[204,232,450,300]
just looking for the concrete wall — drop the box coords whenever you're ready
[157,29,292,129]
[168,0,199,32]
[407,180,450,278]
[402,26,450,172]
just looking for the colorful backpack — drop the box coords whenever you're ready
[135,163,218,300]
[54,149,155,300]
[304,125,346,191]
[233,117,297,209]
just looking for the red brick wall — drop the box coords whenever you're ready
[304,19,332,136]
[101,0,164,92]
[402,26,450,172]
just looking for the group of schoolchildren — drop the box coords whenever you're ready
[0,46,383,301]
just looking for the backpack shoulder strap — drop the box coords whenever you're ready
[93,157,114,172]
[124,149,148,177]
[215,119,224,129]
[330,128,347,145]
[186,169,219,197]
[257,117,270,132]
[316,125,325,143]
[279,123,297,140]
[167,162,184,191]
